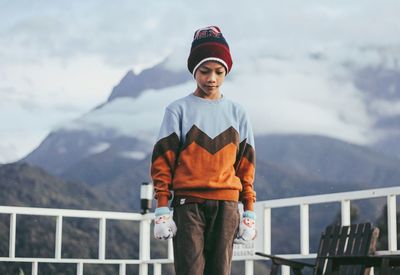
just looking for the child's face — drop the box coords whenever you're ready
[194,61,226,99]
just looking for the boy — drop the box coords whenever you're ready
[150,26,256,275]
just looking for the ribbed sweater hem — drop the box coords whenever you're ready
[174,189,240,202]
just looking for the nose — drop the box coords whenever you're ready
[207,72,217,83]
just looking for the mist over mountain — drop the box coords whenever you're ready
[354,66,400,101]
[353,65,400,158]
[20,55,400,205]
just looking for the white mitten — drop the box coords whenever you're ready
[234,210,256,244]
[154,207,177,240]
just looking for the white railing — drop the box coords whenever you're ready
[0,206,167,275]
[0,186,399,275]
[254,186,400,275]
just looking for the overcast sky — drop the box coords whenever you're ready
[1,0,400,163]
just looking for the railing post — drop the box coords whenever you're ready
[245,260,254,275]
[55,215,63,259]
[341,200,351,226]
[263,207,271,254]
[99,217,106,260]
[9,213,16,258]
[32,261,38,275]
[119,263,126,275]
[168,238,174,260]
[281,265,290,275]
[139,214,151,275]
[154,263,162,275]
[77,262,83,275]
[140,182,153,214]
[387,195,397,251]
[300,204,309,255]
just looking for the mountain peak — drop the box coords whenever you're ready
[122,69,136,79]
[107,60,190,102]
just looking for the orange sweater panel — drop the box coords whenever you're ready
[172,142,242,198]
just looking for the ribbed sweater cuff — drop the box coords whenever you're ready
[157,195,170,208]
[243,200,254,211]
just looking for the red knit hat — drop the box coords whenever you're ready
[187,26,233,75]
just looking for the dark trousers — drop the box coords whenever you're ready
[172,200,240,275]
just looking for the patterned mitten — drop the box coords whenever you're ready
[234,210,256,244]
[154,207,177,240]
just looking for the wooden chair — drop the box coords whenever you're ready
[256,223,380,275]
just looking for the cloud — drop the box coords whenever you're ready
[59,55,377,148]
[369,100,400,117]
[0,130,47,164]
[2,1,399,68]
[0,143,19,164]
[0,1,192,68]
[0,55,126,110]
[1,0,400,163]
[227,56,376,144]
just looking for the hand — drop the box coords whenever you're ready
[234,210,256,244]
[154,207,177,240]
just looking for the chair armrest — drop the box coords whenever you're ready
[255,252,315,269]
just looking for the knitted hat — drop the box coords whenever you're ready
[187,26,233,75]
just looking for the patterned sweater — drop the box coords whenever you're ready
[150,93,256,211]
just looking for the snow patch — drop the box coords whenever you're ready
[88,143,110,155]
[119,151,147,160]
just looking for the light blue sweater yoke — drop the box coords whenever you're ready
[157,93,255,149]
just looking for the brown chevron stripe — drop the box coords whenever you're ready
[181,125,240,154]
[243,142,255,164]
[151,132,180,163]
[234,139,255,169]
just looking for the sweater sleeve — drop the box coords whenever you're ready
[151,108,181,208]
[234,110,256,211]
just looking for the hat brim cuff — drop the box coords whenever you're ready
[192,57,229,77]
